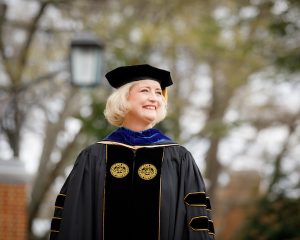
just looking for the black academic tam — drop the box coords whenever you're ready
[50,142,215,240]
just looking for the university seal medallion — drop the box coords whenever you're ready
[110,163,129,178]
[138,164,157,180]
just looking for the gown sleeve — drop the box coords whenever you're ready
[182,150,215,240]
[49,144,106,240]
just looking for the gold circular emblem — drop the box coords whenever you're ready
[110,163,129,178]
[138,164,157,180]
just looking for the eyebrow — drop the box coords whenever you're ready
[140,86,162,91]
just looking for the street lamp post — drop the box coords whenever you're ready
[70,32,105,87]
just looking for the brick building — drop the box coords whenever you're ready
[0,160,28,240]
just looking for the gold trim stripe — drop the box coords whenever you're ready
[158,149,165,240]
[102,144,108,240]
[208,220,215,235]
[97,141,178,150]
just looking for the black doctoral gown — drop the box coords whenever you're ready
[50,141,215,240]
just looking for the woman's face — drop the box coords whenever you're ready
[123,80,163,130]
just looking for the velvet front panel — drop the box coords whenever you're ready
[104,145,164,240]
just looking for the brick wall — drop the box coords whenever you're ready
[0,160,28,240]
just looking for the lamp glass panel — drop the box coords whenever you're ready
[71,47,101,86]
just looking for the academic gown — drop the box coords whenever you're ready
[50,128,215,240]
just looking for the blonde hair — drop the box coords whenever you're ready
[104,81,167,127]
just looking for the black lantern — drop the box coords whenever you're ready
[70,32,105,87]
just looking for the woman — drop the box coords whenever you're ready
[50,64,215,240]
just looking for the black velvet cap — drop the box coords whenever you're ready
[105,64,173,89]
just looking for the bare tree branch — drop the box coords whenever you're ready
[267,116,299,194]
[203,60,232,200]
[0,2,14,82]
[16,2,50,82]
[29,87,79,225]
[29,127,84,232]
[4,19,75,34]
[0,2,7,61]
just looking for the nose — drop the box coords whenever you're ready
[148,91,159,102]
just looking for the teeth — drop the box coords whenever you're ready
[145,106,156,110]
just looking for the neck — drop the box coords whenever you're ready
[122,120,153,132]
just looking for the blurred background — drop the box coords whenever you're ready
[0,0,299,239]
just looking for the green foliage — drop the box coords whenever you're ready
[236,196,300,240]
[269,20,293,36]
[267,0,300,73]
[75,96,115,141]
[275,52,300,73]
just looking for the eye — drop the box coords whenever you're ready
[156,91,162,95]
[141,88,149,93]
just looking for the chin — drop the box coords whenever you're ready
[144,115,157,122]
[142,117,156,126]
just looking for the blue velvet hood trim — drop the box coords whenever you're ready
[104,127,172,146]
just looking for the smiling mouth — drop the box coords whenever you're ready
[144,106,156,110]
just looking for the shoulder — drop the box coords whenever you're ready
[164,144,191,156]
[73,142,106,166]
[82,142,106,154]
[163,144,195,163]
